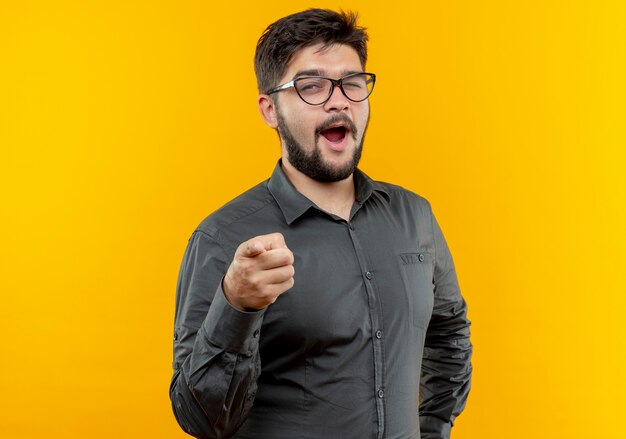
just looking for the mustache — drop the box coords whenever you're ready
[315,114,357,140]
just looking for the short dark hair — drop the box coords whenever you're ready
[254,9,368,94]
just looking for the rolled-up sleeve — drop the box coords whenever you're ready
[170,231,265,439]
[419,207,473,439]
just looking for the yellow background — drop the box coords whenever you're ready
[2,1,625,437]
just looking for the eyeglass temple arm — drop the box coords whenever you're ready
[268,80,295,95]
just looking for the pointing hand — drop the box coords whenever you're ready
[223,233,295,311]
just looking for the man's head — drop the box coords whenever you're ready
[254,9,368,96]
[255,9,373,183]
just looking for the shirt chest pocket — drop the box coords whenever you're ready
[399,252,435,330]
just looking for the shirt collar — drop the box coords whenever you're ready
[267,159,390,225]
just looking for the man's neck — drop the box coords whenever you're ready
[281,160,356,221]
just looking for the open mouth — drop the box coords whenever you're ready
[320,125,348,143]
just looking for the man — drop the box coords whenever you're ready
[170,8,472,439]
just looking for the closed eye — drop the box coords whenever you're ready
[300,83,324,91]
[343,81,364,90]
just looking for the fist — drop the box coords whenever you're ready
[223,233,295,311]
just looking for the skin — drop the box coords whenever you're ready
[259,43,370,219]
[224,43,370,311]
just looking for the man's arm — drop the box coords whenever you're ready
[170,230,294,439]
[419,207,473,439]
[169,231,263,439]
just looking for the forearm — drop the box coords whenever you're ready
[170,356,259,439]
[419,299,472,438]
[419,206,473,438]
[171,288,264,439]
[170,340,259,439]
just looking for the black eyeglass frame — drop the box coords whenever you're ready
[266,72,376,106]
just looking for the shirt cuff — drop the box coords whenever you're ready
[200,282,265,355]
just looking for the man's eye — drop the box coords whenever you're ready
[299,82,324,92]
[343,81,364,90]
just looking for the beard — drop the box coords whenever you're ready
[276,110,367,183]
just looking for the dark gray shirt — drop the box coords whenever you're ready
[170,161,472,439]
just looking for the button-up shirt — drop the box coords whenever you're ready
[170,161,472,439]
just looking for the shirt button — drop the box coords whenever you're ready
[377,389,384,398]
[418,253,425,262]
[349,223,355,230]
[253,329,260,338]
[365,271,373,280]
[375,330,382,339]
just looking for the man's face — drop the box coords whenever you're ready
[271,43,370,182]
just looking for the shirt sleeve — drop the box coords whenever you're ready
[419,207,473,439]
[169,230,265,439]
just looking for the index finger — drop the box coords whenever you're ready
[239,233,287,258]
[240,239,266,257]
[261,232,287,250]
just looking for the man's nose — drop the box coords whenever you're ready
[323,83,350,111]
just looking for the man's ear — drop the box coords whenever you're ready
[258,94,278,129]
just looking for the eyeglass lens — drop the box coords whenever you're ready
[295,74,374,105]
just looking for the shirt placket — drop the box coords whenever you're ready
[346,216,386,439]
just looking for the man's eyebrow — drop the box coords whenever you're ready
[292,69,324,79]
[291,69,363,80]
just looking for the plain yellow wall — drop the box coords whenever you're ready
[1,1,625,438]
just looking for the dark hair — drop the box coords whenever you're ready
[254,9,368,94]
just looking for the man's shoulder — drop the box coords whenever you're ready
[195,179,276,237]
[371,178,433,212]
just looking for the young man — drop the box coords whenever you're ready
[170,9,472,439]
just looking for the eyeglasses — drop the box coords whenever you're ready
[267,72,376,106]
